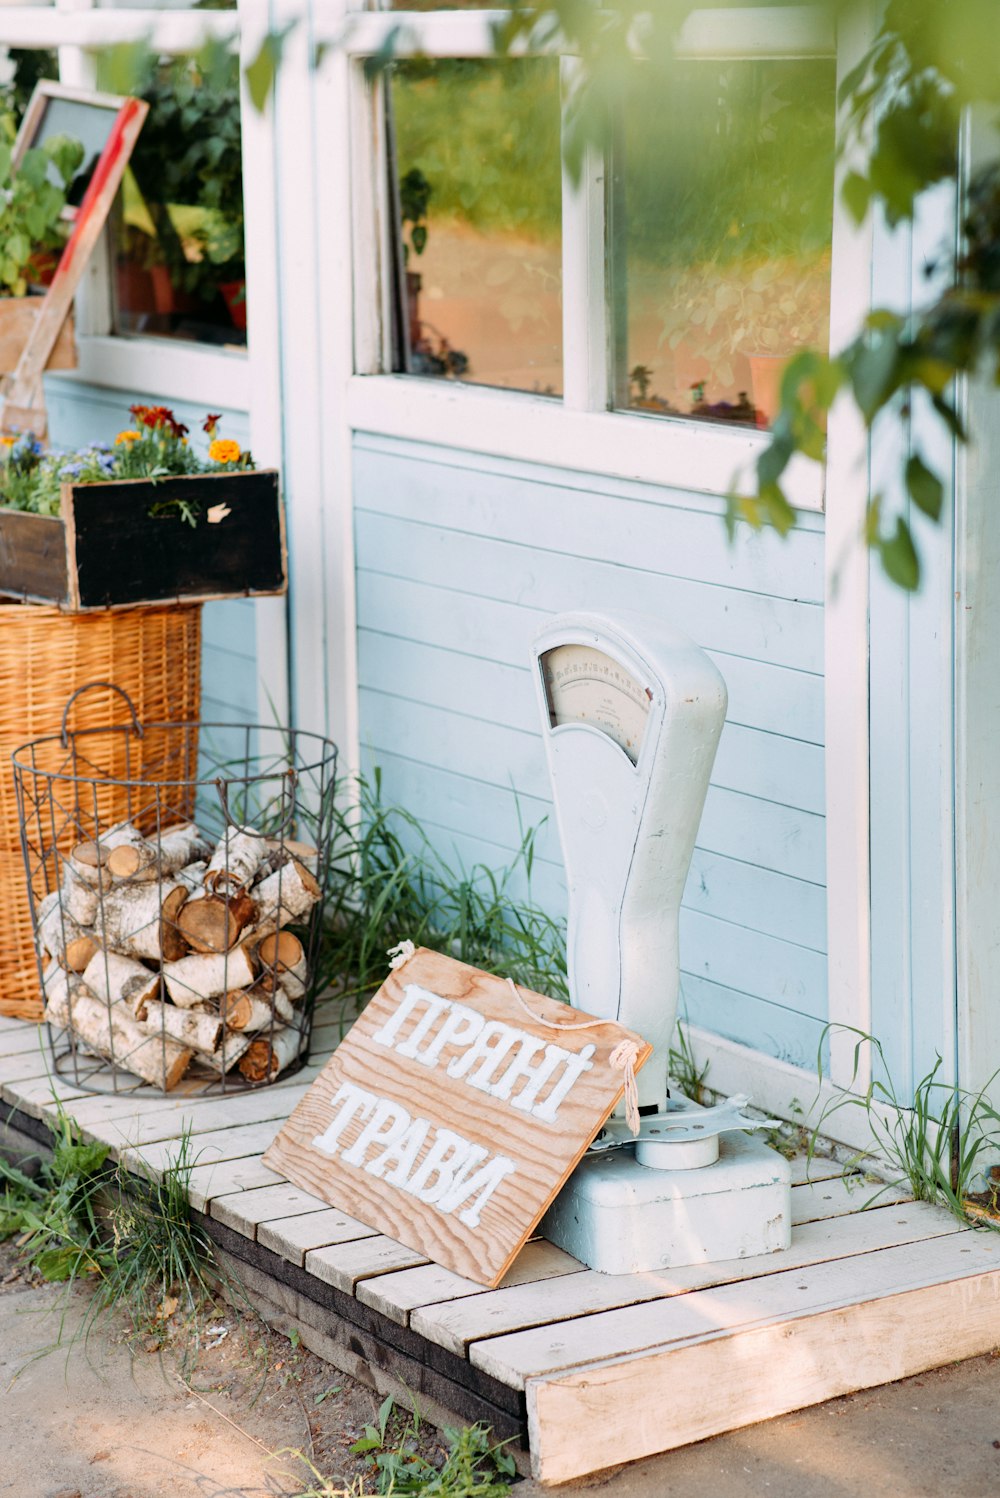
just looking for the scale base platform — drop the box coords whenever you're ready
[542,1130,792,1276]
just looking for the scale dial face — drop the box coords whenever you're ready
[540,643,652,766]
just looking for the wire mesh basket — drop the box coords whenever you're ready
[12,683,337,1095]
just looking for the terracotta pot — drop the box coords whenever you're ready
[748,353,790,429]
[219,279,247,331]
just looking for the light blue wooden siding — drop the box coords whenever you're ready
[43,375,257,726]
[353,432,827,1070]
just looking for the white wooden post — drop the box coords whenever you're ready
[238,0,291,729]
[822,1,876,1088]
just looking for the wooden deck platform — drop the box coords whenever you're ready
[3,1004,1000,1485]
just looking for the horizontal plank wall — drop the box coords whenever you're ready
[44,378,259,731]
[352,433,828,1070]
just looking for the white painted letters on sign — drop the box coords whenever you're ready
[264,948,651,1287]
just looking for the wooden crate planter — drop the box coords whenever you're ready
[0,468,286,610]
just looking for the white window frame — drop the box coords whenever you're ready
[327,4,849,510]
[4,0,248,407]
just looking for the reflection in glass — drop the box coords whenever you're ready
[114,58,246,348]
[390,60,562,396]
[611,57,836,428]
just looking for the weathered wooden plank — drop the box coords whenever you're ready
[357,626,824,748]
[354,511,824,675]
[471,1224,988,1388]
[676,974,829,1072]
[122,1117,286,1179]
[412,1202,964,1362]
[68,1075,317,1152]
[359,691,824,818]
[680,909,828,1018]
[352,440,825,603]
[0,507,68,605]
[361,749,828,951]
[788,1154,848,1186]
[357,1239,583,1327]
[0,1023,49,1057]
[306,1235,429,1292]
[526,1265,1000,1483]
[791,1173,910,1223]
[259,1208,378,1264]
[210,1181,332,1234]
[186,1154,285,1214]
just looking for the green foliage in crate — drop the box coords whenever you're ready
[0,404,253,518]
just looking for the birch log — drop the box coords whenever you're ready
[175,860,207,892]
[237,1025,303,1083]
[82,949,160,1013]
[67,840,111,891]
[253,858,320,929]
[36,890,98,972]
[162,944,256,1006]
[61,863,100,925]
[191,1031,252,1074]
[176,888,255,954]
[256,929,307,999]
[44,982,191,1090]
[94,880,190,962]
[221,983,296,1032]
[135,999,223,1055]
[264,837,319,874]
[106,822,211,882]
[205,827,267,895]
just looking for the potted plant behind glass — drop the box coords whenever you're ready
[0,121,82,373]
[121,54,246,335]
[0,405,286,609]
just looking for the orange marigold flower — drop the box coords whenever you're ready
[209,438,241,464]
[115,430,141,445]
[0,435,15,448]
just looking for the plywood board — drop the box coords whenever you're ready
[265,948,651,1288]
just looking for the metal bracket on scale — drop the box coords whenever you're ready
[589,1095,784,1170]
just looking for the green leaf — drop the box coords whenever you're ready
[246,23,296,113]
[842,170,872,225]
[879,516,921,591]
[905,453,944,521]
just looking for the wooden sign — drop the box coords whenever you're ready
[264,948,651,1288]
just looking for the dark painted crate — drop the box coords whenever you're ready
[0,468,286,610]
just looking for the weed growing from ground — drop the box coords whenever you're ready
[668,1018,710,1104]
[319,769,568,1025]
[86,1128,227,1349]
[810,1024,1000,1225]
[0,1103,112,1283]
[279,1402,516,1497]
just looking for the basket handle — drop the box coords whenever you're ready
[60,682,144,748]
[214,768,298,838]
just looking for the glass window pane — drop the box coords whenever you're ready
[389,59,562,396]
[114,57,246,348]
[610,56,836,428]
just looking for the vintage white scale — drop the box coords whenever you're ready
[532,611,791,1274]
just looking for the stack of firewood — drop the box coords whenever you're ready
[38,821,321,1090]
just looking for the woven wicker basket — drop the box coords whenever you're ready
[0,604,201,1020]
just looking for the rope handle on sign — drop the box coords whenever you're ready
[387,939,416,969]
[384,940,642,1134]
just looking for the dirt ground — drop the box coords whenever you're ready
[5,1232,1000,1498]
